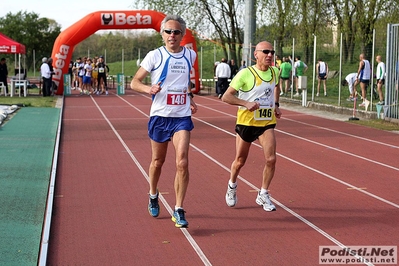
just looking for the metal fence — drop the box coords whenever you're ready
[385,23,399,120]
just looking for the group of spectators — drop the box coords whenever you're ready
[39,55,110,97]
[342,53,386,107]
[69,55,110,95]
[216,54,327,100]
[275,52,387,108]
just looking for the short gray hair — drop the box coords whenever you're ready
[160,15,187,37]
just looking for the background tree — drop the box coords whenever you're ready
[258,0,295,58]
[0,11,61,72]
[355,0,391,59]
[134,0,245,63]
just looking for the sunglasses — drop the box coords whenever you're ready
[257,49,275,55]
[164,29,182,35]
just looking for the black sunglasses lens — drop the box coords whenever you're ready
[164,29,181,35]
[263,50,275,55]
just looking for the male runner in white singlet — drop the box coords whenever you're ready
[131,15,197,228]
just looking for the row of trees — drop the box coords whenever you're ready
[0,11,61,72]
[71,30,161,64]
[134,0,399,64]
[2,1,399,72]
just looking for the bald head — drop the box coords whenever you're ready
[255,41,273,51]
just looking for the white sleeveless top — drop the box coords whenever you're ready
[140,46,197,117]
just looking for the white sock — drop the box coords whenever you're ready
[175,206,183,211]
[149,192,157,198]
[229,181,237,188]
[260,188,268,195]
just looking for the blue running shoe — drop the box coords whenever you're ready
[171,209,188,228]
[148,192,160,217]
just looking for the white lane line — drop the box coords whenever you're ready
[117,96,399,208]
[192,115,399,209]
[282,117,399,149]
[92,96,212,266]
[189,142,373,266]
[276,129,399,171]
[197,96,399,149]
[195,102,399,171]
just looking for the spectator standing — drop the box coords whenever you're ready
[91,57,99,93]
[40,57,52,97]
[288,55,295,92]
[214,61,220,96]
[356,53,371,107]
[293,56,308,97]
[239,60,247,71]
[279,57,292,96]
[77,58,85,92]
[0,58,8,95]
[72,58,81,90]
[130,14,197,228]
[275,55,282,69]
[68,60,73,82]
[215,58,231,98]
[82,58,93,95]
[97,56,109,95]
[47,58,55,95]
[316,58,329,97]
[376,55,386,105]
[221,41,281,212]
[229,59,238,79]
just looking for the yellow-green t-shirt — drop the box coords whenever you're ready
[230,66,279,127]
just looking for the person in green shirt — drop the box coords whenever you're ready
[279,57,292,96]
[293,56,308,96]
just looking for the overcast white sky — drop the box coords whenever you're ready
[1,0,141,31]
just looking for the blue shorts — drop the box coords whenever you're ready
[148,116,194,143]
[83,76,91,84]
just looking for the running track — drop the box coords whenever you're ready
[46,90,399,265]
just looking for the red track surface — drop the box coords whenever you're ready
[47,90,399,265]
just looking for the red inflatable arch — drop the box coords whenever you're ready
[50,10,199,95]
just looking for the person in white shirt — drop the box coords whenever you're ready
[356,53,371,107]
[40,57,52,97]
[341,73,358,101]
[316,58,329,97]
[82,58,93,94]
[215,58,231,98]
[376,55,386,105]
[131,14,197,228]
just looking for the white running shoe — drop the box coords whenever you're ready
[293,92,300,97]
[256,191,276,211]
[225,184,237,207]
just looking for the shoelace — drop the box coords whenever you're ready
[227,187,236,199]
[227,191,235,200]
[149,197,159,208]
[259,193,272,205]
[176,209,186,221]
